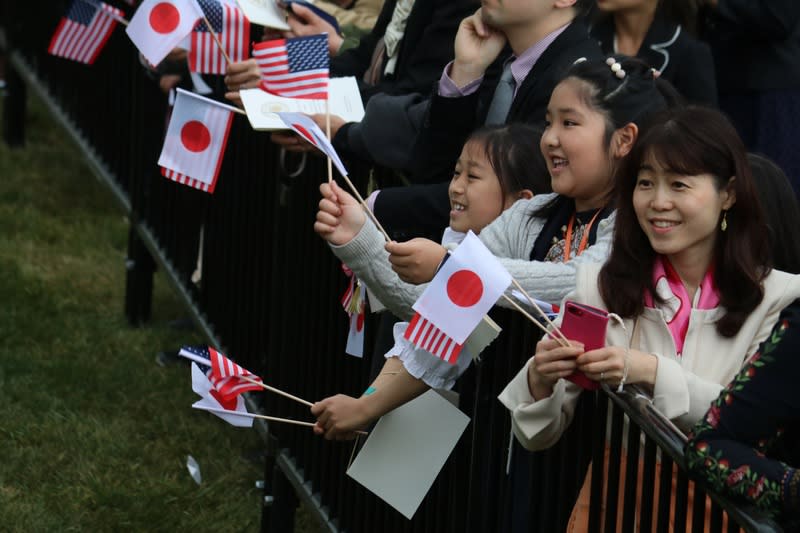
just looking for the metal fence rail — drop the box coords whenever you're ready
[1,5,785,531]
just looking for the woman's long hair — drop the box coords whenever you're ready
[599,106,770,337]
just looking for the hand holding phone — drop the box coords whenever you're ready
[559,301,609,390]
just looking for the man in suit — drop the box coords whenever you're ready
[372,0,601,242]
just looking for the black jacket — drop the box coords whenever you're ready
[331,0,479,102]
[591,14,717,106]
[373,18,602,241]
[407,18,602,186]
[700,1,800,92]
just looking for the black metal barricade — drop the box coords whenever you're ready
[1,5,786,531]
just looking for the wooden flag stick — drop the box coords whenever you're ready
[202,14,232,66]
[196,405,317,428]
[509,278,570,345]
[325,99,333,184]
[339,174,392,242]
[194,406,369,435]
[239,375,314,408]
[501,294,570,347]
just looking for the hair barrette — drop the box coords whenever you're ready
[605,57,626,79]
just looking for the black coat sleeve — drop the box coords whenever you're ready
[671,39,718,106]
[714,0,800,41]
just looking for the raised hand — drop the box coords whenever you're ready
[449,8,508,87]
[314,181,367,245]
[285,3,343,55]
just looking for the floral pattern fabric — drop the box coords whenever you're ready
[686,301,800,520]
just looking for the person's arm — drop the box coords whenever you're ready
[709,0,800,41]
[686,303,800,515]
[311,357,430,439]
[333,93,431,171]
[498,354,584,451]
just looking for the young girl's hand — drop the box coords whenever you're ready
[385,238,447,284]
[527,338,583,399]
[314,181,366,245]
[311,394,370,440]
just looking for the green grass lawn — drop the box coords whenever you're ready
[0,89,266,531]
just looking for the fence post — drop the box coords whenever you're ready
[124,226,155,326]
[2,61,25,148]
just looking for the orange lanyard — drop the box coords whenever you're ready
[562,209,602,262]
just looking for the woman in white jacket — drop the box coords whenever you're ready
[500,105,800,449]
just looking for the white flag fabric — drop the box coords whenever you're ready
[412,231,511,344]
[276,112,348,177]
[345,310,365,358]
[190,363,253,427]
[158,88,236,190]
[126,0,203,65]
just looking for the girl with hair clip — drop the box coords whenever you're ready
[312,56,677,439]
[499,106,800,529]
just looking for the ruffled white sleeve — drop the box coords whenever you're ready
[386,322,472,390]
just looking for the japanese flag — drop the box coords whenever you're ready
[345,310,365,358]
[190,363,253,427]
[126,0,203,65]
[158,88,236,191]
[413,231,511,344]
[276,112,348,178]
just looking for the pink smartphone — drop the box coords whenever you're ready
[559,301,609,390]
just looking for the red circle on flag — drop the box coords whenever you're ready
[149,2,181,34]
[180,120,211,152]
[446,270,483,307]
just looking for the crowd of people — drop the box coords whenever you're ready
[139,0,800,528]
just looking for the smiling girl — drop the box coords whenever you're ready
[500,106,800,453]
[311,56,677,438]
[312,124,547,438]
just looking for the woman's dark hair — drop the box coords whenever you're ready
[748,153,800,274]
[464,123,551,201]
[599,106,770,337]
[532,55,683,219]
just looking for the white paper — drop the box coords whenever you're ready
[239,77,366,131]
[186,455,202,485]
[346,390,470,519]
[236,0,290,30]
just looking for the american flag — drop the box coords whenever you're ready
[190,0,250,75]
[404,313,463,365]
[48,0,125,65]
[253,34,329,99]
[160,165,217,193]
[179,346,263,405]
